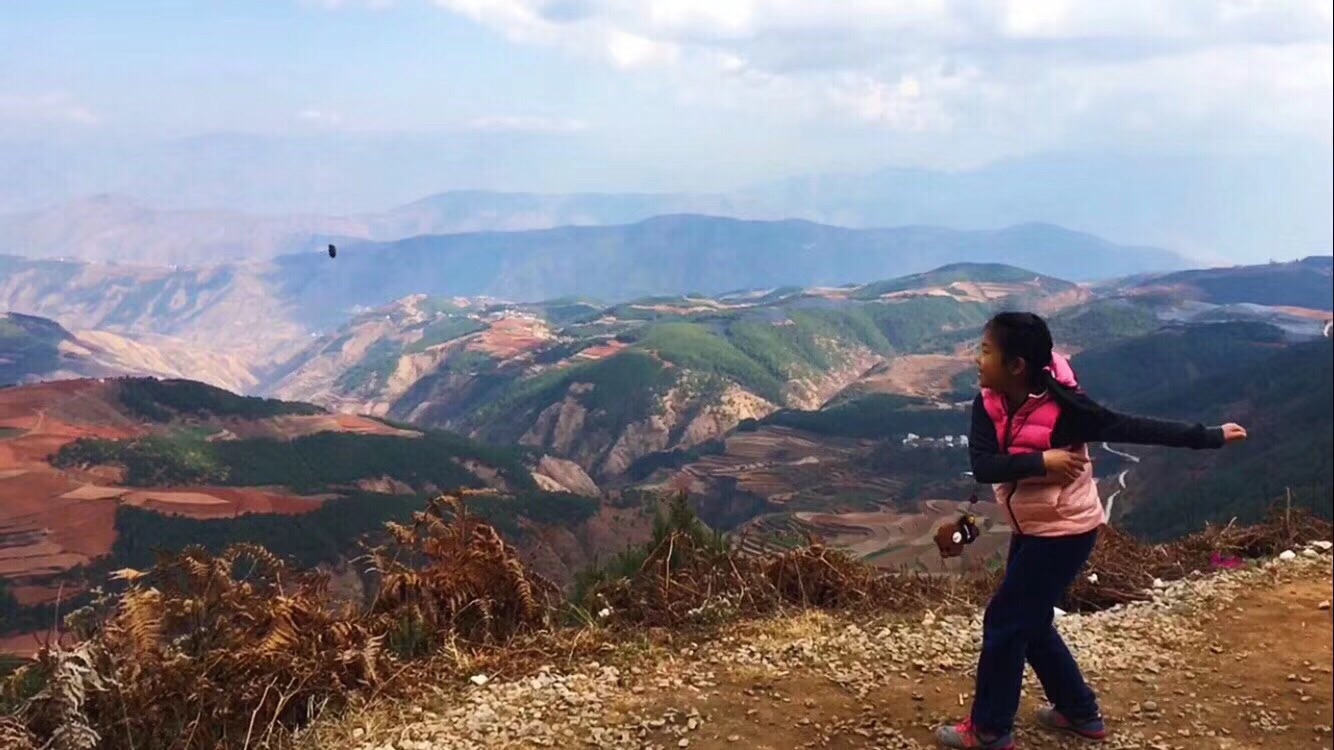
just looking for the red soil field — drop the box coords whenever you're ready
[465,315,554,360]
[0,380,328,637]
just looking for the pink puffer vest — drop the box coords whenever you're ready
[980,352,1105,537]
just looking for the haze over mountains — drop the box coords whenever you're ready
[3,148,1330,267]
[0,218,1188,370]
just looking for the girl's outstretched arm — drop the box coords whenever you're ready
[1063,391,1229,448]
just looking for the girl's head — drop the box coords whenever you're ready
[977,312,1054,391]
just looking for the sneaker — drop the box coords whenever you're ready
[1036,706,1107,740]
[935,719,1016,749]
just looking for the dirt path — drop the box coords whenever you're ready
[630,572,1333,750]
[333,556,1332,750]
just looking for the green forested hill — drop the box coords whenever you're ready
[1119,338,1333,540]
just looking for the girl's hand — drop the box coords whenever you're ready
[1220,423,1248,443]
[1042,449,1089,483]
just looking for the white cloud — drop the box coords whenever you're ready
[0,92,99,126]
[298,0,396,9]
[604,29,679,69]
[296,108,346,127]
[830,73,952,131]
[465,114,590,133]
[427,0,1333,154]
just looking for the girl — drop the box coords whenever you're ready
[936,312,1247,749]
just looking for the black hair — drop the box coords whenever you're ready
[984,311,1103,416]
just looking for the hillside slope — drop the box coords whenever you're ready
[1,312,256,391]
[0,378,625,637]
[1113,256,1333,311]
[267,258,1330,516]
[0,255,302,367]
[1070,321,1291,405]
[266,264,1079,481]
[1116,338,1334,539]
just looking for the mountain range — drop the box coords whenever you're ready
[263,258,1330,490]
[3,142,1329,265]
[0,218,1188,370]
[3,257,1330,645]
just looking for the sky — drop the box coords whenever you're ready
[0,1,1331,259]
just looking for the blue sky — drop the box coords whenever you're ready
[8,1,1328,161]
[1,1,620,135]
[1,0,1331,261]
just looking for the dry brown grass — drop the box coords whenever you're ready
[584,510,764,627]
[3,490,556,750]
[1065,503,1332,612]
[11,545,386,749]
[0,714,38,749]
[3,490,1328,749]
[583,495,994,629]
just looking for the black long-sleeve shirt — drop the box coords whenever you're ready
[968,392,1226,484]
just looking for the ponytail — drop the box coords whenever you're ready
[1041,367,1105,418]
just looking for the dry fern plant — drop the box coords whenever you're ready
[0,715,39,750]
[14,544,387,750]
[367,491,558,651]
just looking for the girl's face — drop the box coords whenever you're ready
[976,328,1022,391]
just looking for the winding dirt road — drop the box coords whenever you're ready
[1099,441,1140,518]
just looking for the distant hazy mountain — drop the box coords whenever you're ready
[0,217,1183,364]
[0,194,372,267]
[273,217,1184,315]
[2,142,1328,266]
[741,151,1334,263]
[0,224,1312,379]
[361,190,763,240]
[0,192,768,267]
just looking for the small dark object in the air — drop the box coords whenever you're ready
[328,243,337,259]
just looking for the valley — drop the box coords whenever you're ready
[2,246,1331,662]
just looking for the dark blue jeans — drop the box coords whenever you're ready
[970,529,1101,734]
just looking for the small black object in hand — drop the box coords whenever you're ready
[935,493,982,559]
